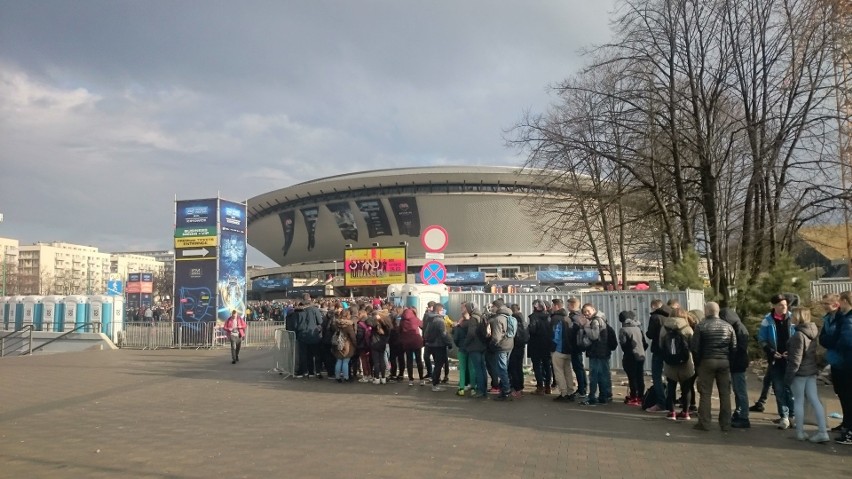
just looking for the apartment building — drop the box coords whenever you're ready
[0,237,19,295]
[17,242,112,295]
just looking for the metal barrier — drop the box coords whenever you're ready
[271,328,296,378]
[212,321,284,349]
[119,321,284,350]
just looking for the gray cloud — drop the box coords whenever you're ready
[0,0,615,264]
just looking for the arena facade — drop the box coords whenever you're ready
[246,166,658,294]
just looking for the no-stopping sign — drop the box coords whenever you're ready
[421,225,449,253]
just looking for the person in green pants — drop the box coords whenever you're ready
[453,304,476,396]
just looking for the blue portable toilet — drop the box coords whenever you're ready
[63,295,89,332]
[42,296,66,332]
[88,295,114,337]
[23,296,44,330]
[12,296,26,331]
[0,297,8,330]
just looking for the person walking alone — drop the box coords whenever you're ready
[223,310,247,364]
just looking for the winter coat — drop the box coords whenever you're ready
[488,306,514,353]
[398,308,423,351]
[527,309,552,356]
[424,315,451,348]
[452,319,469,352]
[464,308,488,353]
[550,308,573,355]
[646,306,671,354]
[720,308,750,373]
[618,312,647,362]
[758,312,796,365]
[223,315,247,339]
[660,315,695,382]
[332,318,357,359]
[297,305,323,345]
[820,308,852,369]
[785,322,820,385]
[691,316,736,364]
[584,312,610,359]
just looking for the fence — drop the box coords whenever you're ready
[810,279,852,300]
[119,321,285,350]
[271,329,297,378]
[448,290,705,372]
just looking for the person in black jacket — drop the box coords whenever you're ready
[721,308,752,428]
[691,302,736,431]
[527,299,553,395]
[567,297,588,398]
[508,303,528,397]
[645,299,670,412]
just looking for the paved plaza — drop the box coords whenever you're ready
[1,348,850,478]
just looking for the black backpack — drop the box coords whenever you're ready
[513,314,530,345]
[605,323,618,352]
[661,329,690,366]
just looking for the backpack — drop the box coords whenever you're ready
[476,317,490,342]
[575,324,589,352]
[513,315,529,344]
[661,329,690,366]
[356,322,371,350]
[505,314,517,339]
[605,323,618,352]
[332,330,347,353]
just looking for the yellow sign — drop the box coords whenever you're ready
[175,236,217,248]
[344,247,407,287]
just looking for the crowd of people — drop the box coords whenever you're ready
[239,291,852,445]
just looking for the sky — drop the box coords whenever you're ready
[0,0,616,266]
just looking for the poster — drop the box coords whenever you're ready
[300,207,319,251]
[140,272,154,294]
[355,199,392,238]
[536,270,600,283]
[220,200,246,233]
[326,201,358,241]
[279,210,295,257]
[176,199,218,228]
[126,273,141,294]
[174,260,217,323]
[217,229,246,322]
[344,247,406,286]
[388,197,421,237]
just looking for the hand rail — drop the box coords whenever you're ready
[20,322,102,356]
[0,325,35,357]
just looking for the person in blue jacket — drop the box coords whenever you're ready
[757,294,797,430]
[819,291,852,445]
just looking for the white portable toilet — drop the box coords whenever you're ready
[62,295,89,332]
[403,283,450,320]
[88,295,114,337]
[22,296,44,330]
[387,284,405,307]
[42,296,66,332]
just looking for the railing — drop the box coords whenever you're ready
[0,326,34,357]
[119,321,284,350]
[22,322,102,356]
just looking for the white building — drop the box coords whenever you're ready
[0,237,19,295]
[18,242,111,295]
[109,253,166,280]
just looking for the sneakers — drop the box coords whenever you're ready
[511,390,522,399]
[796,431,809,441]
[553,395,569,402]
[408,380,414,386]
[666,411,677,421]
[420,380,428,386]
[431,385,444,392]
[731,419,751,429]
[372,378,381,385]
[646,404,665,413]
[676,411,691,421]
[748,402,765,413]
[809,432,830,443]
[380,377,387,384]
[777,417,791,430]
[580,398,597,406]
[440,378,449,384]
[488,387,501,395]
[358,377,370,383]
[493,394,512,401]
[627,397,642,407]
[565,393,576,402]
[831,424,845,432]
[688,405,698,413]
[456,389,466,397]
[544,386,552,395]
[837,431,852,445]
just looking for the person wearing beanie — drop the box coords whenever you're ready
[618,310,647,406]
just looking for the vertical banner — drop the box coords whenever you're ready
[174,199,219,325]
[278,210,295,257]
[218,200,247,322]
[388,196,421,237]
[126,273,141,293]
[355,199,392,238]
[326,201,359,241]
[140,273,154,294]
[300,207,319,251]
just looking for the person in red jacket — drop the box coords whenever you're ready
[223,310,247,364]
[398,306,426,386]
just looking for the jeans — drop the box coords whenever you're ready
[791,375,827,435]
[769,362,794,418]
[469,351,487,395]
[429,346,448,386]
[651,354,666,407]
[757,369,772,403]
[551,351,575,397]
[531,352,552,388]
[508,347,525,391]
[335,357,351,380]
[457,350,470,389]
[298,342,320,375]
[697,358,732,429]
[623,356,645,399]
[588,357,611,402]
[229,335,242,362]
[832,367,852,430]
[486,351,499,388]
[405,348,425,380]
[571,352,587,395]
[731,371,749,420]
[666,378,692,412]
[372,347,387,379]
[496,351,511,396]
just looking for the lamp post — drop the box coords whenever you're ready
[333,260,338,278]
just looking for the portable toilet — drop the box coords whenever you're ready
[110,296,125,343]
[88,295,114,337]
[387,284,405,307]
[402,284,450,320]
[22,296,44,330]
[12,296,26,331]
[42,296,66,332]
[62,295,89,332]
[0,297,8,330]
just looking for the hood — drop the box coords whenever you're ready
[618,310,636,324]
[552,308,569,319]
[719,308,742,326]
[334,318,354,329]
[796,322,818,340]
[569,310,588,327]
[663,315,690,332]
[495,305,513,317]
[424,311,444,322]
[651,306,671,317]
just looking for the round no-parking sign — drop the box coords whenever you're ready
[420,261,447,285]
